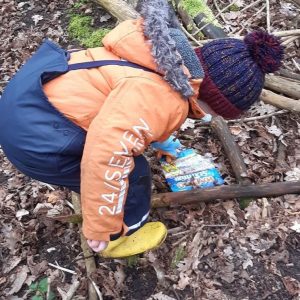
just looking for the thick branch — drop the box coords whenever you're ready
[151,181,300,207]
[211,116,250,184]
[63,182,300,224]
[277,69,300,81]
[94,0,139,21]
[260,89,300,112]
[265,75,300,99]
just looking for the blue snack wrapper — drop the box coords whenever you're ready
[160,148,224,192]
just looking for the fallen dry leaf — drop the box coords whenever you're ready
[7,265,29,295]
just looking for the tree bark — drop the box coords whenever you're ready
[151,181,300,208]
[265,75,300,99]
[260,89,300,112]
[94,0,139,21]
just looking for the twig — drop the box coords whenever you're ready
[64,279,80,300]
[65,200,74,210]
[170,230,191,237]
[266,0,271,33]
[195,109,287,125]
[213,0,228,24]
[273,29,300,37]
[181,25,203,46]
[281,36,299,47]
[240,0,263,12]
[203,224,229,227]
[172,235,187,247]
[167,226,184,234]
[89,277,103,300]
[292,58,300,72]
[227,110,287,123]
[48,263,77,275]
[41,182,55,191]
[193,0,240,35]
[235,5,266,35]
[46,277,51,300]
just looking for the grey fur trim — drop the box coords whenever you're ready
[137,0,194,99]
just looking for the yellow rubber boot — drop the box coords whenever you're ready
[99,222,167,258]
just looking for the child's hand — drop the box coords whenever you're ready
[87,240,108,252]
[151,135,182,161]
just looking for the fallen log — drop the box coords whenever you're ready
[260,89,300,112]
[265,75,300,99]
[151,181,300,208]
[94,0,139,21]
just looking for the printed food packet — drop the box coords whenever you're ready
[160,148,224,192]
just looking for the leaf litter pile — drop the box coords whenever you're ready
[0,0,300,299]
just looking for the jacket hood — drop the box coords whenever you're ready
[103,0,204,99]
[102,19,158,72]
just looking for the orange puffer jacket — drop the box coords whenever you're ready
[44,18,204,241]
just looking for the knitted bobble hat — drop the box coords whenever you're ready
[195,31,284,118]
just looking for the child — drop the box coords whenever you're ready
[0,0,283,255]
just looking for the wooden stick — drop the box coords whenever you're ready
[277,69,300,81]
[265,75,300,99]
[72,192,99,300]
[151,181,300,208]
[240,0,263,12]
[281,36,299,47]
[266,0,271,33]
[211,116,251,184]
[260,89,300,112]
[213,0,228,24]
[272,29,300,37]
[57,181,300,223]
[94,0,139,21]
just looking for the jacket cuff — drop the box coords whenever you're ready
[82,226,122,242]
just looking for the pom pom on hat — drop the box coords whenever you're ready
[194,30,285,119]
[244,31,284,74]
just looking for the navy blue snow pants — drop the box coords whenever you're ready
[0,40,151,237]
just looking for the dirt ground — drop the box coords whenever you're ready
[0,0,300,299]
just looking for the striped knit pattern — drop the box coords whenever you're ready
[195,38,266,117]
[195,48,242,118]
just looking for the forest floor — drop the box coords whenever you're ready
[0,0,300,299]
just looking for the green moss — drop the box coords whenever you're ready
[82,28,111,48]
[73,0,88,9]
[229,3,240,11]
[68,14,111,48]
[179,0,221,27]
[171,245,186,268]
[68,15,91,40]
[126,255,139,267]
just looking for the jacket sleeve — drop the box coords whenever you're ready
[81,77,188,241]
